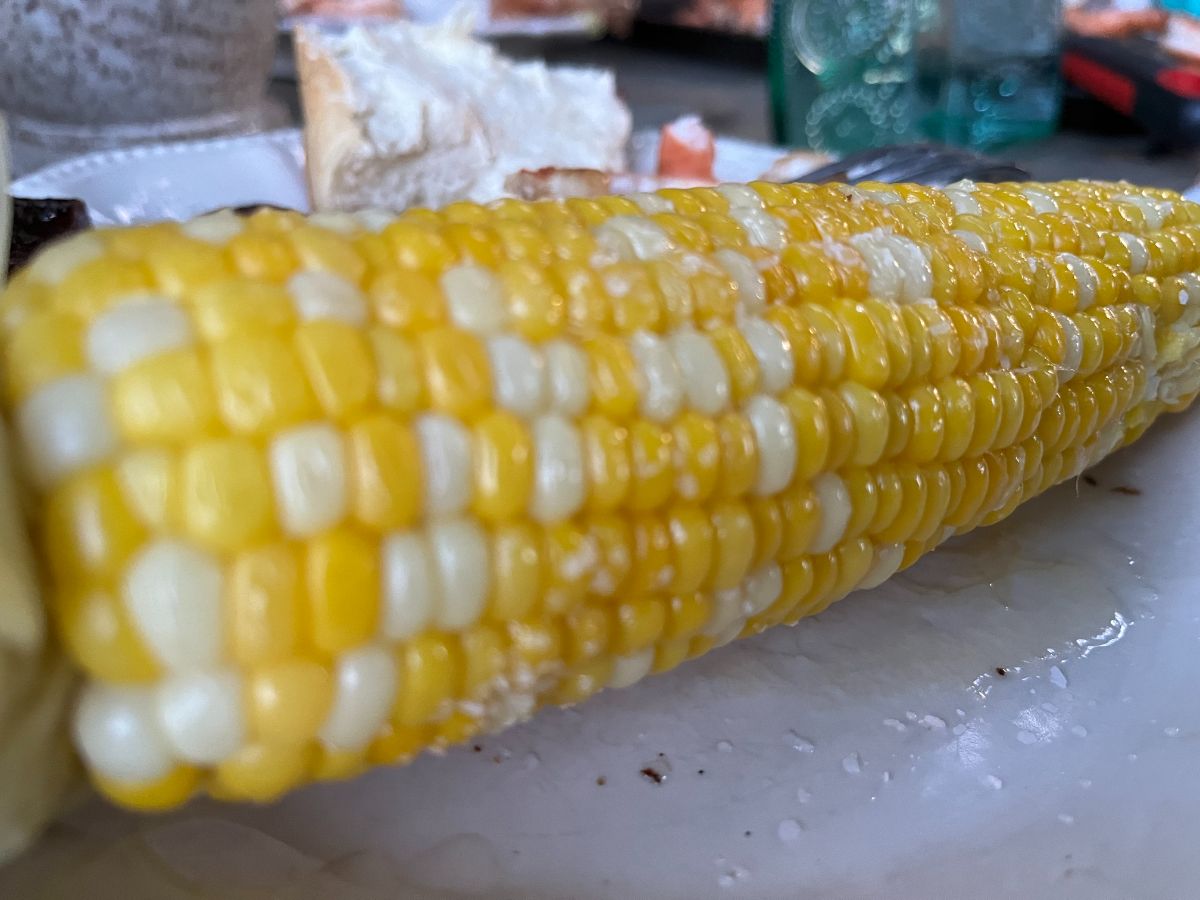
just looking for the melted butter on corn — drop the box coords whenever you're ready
[3,179,1200,808]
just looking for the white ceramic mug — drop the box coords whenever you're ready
[0,0,278,171]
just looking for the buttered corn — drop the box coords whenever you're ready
[4,179,1200,810]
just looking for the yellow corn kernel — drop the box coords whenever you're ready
[94,766,200,812]
[543,522,595,614]
[368,723,432,766]
[418,327,493,420]
[174,438,273,551]
[781,243,841,304]
[627,419,674,512]
[368,270,444,329]
[294,321,375,420]
[312,748,368,783]
[715,412,760,499]
[836,300,891,390]
[839,382,890,467]
[757,556,814,628]
[873,464,927,544]
[780,388,831,480]
[708,501,756,591]
[190,280,295,339]
[394,633,462,727]
[965,372,1004,456]
[383,222,457,271]
[471,411,533,522]
[489,524,541,622]
[841,469,879,541]
[904,384,945,464]
[44,468,145,581]
[613,597,667,655]
[209,335,316,435]
[53,588,160,682]
[112,348,220,443]
[585,335,640,418]
[227,543,303,666]
[628,515,673,595]
[666,505,714,594]
[748,497,783,571]
[865,299,914,387]
[651,639,691,675]
[146,239,234,296]
[564,605,612,664]
[4,309,85,403]
[499,260,565,340]
[766,306,821,386]
[710,325,761,402]
[577,416,628,513]
[306,530,380,654]
[213,743,313,802]
[818,387,857,471]
[830,538,876,600]
[912,465,952,543]
[228,230,298,281]
[662,591,712,643]
[346,415,422,531]
[690,268,739,327]
[671,412,721,502]
[368,327,424,414]
[554,262,608,333]
[778,481,820,560]
[650,259,697,328]
[52,256,152,318]
[785,553,839,624]
[992,369,1026,449]
[460,625,508,698]
[578,514,628,599]
[248,659,334,744]
[289,227,367,283]
[495,222,554,267]
[442,223,501,268]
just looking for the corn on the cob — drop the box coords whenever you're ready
[3,179,1199,812]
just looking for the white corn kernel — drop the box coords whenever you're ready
[288,271,369,325]
[87,298,194,374]
[308,212,362,235]
[157,668,246,765]
[630,192,674,215]
[354,209,394,233]
[441,265,508,335]
[415,413,472,517]
[730,206,787,250]
[123,539,224,671]
[595,216,672,260]
[319,645,398,751]
[859,543,904,590]
[668,329,730,415]
[608,648,655,688]
[1057,254,1098,309]
[381,532,436,639]
[26,233,104,285]
[530,415,585,523]
[746,394,797,496]
[716,184,763,208]
[704,585,745,638]
[544,340,590,416]
[487,334,546,419]
[882,235,933,303]
[630,331,684,423]
[952,229,989,254]
[269,423,348,536]
[181,211,245,244]
[1115,194,1170,230]
[16,374,117,488]
[73,684,175,784]
[740,317,794,393]
[946,190,982,216]
[849,232,904,303]
[1118,233,1149,274]
[741,563,783,618]
[1021,188,1059,215]
[715,249,767,313]
[429,518,490,630]
[1054,312,1083,383]
[810,472,852,554]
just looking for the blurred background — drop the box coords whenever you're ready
[8,0,1200,186]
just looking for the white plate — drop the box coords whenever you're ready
[11,128,785,226]
[4,134,1200,899]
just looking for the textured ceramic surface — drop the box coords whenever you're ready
[0,0,277,165]
[6,132,1200,899]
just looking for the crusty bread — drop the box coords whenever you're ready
[295,18,631,212]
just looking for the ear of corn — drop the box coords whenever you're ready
[3,180,1199,810]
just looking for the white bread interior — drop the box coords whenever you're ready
[295,18,631,212]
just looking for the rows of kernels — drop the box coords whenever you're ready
[4,181,1193,808]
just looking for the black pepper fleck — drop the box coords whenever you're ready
[996,667,1007,677]
[1111,485,1142,496]
[473,745,482,753]
[744,830,752,837]
[697,769,706,775]
[596,775,607,786]
[1083,475,1098,487]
